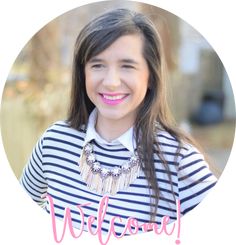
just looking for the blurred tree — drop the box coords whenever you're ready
[139,4,185,123]
[139,4,180,71]
[29,20,61,89]
[24,19,66,130]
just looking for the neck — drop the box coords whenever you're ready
[95,115,134,142]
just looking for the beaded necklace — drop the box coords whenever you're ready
[79,141,141,195]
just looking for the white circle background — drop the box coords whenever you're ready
[0,0,235,244]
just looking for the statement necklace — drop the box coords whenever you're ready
[79,142,141,195]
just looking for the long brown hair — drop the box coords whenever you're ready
[67,8,203,221]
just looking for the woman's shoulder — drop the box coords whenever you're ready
[156,129,199,157]
[42,120,86,140]
[156,129,180,146]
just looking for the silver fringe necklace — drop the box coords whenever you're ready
[79,142,141,195]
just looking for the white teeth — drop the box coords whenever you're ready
[103,94,125,100]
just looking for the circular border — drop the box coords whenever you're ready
[0,1,235,244]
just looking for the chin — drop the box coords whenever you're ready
[102,112,125,121]
[98,108,126,120]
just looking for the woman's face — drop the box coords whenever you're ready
[85,34,149,127]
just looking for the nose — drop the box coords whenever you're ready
[102,68,121,89]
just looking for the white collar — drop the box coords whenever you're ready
[83,109,136,153]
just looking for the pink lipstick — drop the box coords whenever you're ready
[100,93,128,105]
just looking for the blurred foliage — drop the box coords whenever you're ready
[1,70,70,178]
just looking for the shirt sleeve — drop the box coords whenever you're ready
[178,144,217,215]
[19,133,48,207]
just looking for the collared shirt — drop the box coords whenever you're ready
[84,108,136,153]
[20,118,217,236]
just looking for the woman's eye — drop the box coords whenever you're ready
[122,65,135,69]
[91,64,104,69]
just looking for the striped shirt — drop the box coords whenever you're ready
[20,112,217,235]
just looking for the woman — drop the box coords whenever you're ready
[20,8,217,235]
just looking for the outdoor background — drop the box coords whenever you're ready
[1,1,235,179]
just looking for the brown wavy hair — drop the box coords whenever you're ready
[67,8,203,221]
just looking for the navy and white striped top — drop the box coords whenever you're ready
[20,113,217,235]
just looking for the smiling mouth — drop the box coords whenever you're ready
[99,93,129,105]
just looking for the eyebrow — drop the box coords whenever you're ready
[88,57,139,65]
[88,58,103,63]
[121,59,139,65]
